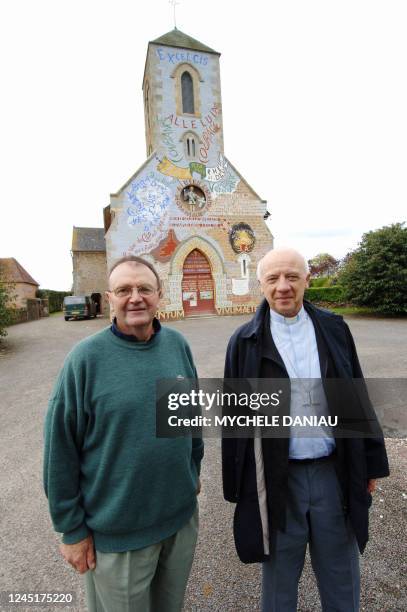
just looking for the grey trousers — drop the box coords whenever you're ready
[261,460,360,612]
[85,507,198,612]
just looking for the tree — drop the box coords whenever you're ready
[339,222,407,315]
[308,253,339,277]
[0,269,16,338]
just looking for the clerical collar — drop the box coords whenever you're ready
[269,305,307,326]
[110,317,161,342]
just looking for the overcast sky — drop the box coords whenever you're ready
[1,0,406,290]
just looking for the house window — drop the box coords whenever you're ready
[181,71,194,114]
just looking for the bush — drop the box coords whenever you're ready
[310,276,333,288]
[36,289,71,313]
[0,279,16,338]
[305,286,345,304]
[339,223,407,315]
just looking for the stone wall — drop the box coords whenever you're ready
[14,283,38,309]
[72,252,108,314]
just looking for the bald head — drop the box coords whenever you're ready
[257,248,309,282]
[257,247,310,317]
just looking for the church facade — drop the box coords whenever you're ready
[73,29,273,319]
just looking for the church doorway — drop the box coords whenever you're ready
[182,249,216,316]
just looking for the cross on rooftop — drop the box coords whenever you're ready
[169,0,180,29]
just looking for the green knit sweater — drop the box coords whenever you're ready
[43,326,204,552]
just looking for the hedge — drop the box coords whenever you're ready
[36,289,71,313]
[309,276,334,288]
[305,286,345,303]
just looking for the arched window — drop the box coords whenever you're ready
[186,137,196,158]
[238,253,251,279]
[182,131,200,161]
[171,63,203,117]
[242,258,247,277]
[181,71,194,114]
[144,83,150,130]
[186,136,196,159]
[144,80,153,155]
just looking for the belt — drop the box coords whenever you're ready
[289,452,336,465]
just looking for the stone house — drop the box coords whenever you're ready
[0,258,39,309]
[71,227,107,314]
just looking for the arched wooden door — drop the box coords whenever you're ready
[182,249,216,316]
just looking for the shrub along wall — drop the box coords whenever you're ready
[305,286,345,304]
[36,290,71,313]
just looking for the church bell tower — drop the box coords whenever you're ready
[142,29,224,166]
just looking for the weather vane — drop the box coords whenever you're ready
[169,0,180,29]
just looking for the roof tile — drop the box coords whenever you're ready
[72,227,106,252]
[150,28,219,55]
[0,258,39,285]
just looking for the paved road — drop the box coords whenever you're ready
[0,313,406,611]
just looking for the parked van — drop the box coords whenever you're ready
[63,296,97,321]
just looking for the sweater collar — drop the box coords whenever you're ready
[110,317,162,343]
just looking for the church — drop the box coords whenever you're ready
[72,28,273,319]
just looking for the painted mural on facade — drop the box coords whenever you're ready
[115,44,246,258]
[103,33,272,319]
[153,46,240,195]
[229,223,256,254]
[121,162,240,256]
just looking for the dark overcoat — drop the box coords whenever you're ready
[222,299,390,563]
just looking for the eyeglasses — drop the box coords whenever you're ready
[111,285,158,298]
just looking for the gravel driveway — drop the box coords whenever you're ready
[0,313,406,611]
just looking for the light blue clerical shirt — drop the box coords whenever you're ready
[269,306,336,459]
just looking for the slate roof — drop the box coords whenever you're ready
[0,258,39,286]
[72,227,106,252]
[150,28,219,55]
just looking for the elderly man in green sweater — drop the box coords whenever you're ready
[44,256,204,612]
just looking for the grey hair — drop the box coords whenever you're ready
[109,256,162,290]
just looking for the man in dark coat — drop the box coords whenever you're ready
[222,247,389,612]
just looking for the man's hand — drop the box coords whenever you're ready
[59,535,95,574]
[196,478,201,495]
[367,479,377,494]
